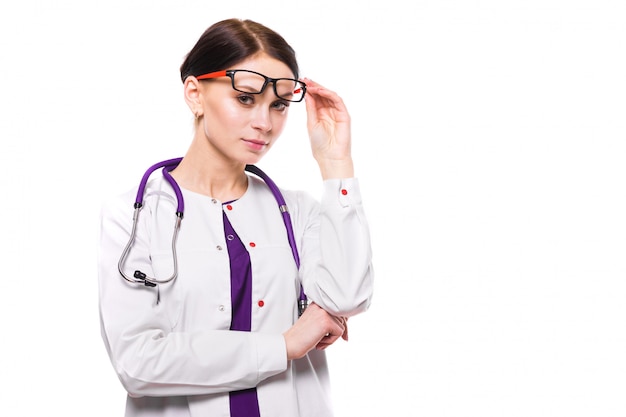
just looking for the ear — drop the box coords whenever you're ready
[183,76,203,118]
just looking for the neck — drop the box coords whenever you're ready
[170,146,249,202]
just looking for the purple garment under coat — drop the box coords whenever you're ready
[223,210,261,417]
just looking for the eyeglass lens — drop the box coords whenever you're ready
[233,71,305,102]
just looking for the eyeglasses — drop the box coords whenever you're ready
[196,69,306,102]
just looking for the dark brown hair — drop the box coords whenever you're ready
[180,19,299,83]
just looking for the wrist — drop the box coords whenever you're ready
[316,158,354,180]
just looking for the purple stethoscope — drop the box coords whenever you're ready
[118,157,309,316]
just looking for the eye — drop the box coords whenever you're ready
[271,100,289,111]
[237,94,255,105]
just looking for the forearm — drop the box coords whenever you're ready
[104,327,286,397]
[300,178,374,317]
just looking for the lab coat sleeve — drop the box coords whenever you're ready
[97,191,287,398]
[295,178,374,317]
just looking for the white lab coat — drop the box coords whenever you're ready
[98,172,374,417]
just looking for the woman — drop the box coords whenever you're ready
[98,18,374,417]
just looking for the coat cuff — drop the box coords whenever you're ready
[254,332,288,381]
[321,178,363,208]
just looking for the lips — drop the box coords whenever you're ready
[242,138,268,151]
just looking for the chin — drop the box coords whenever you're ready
[243,148,271,165]
[238,154,263,167]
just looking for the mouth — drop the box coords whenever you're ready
[242,138,269,151]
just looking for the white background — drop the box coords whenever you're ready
[1,1,625,416]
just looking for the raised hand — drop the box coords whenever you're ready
[303,78,354,179]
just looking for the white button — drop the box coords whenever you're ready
[227,234,234,241]
[211,198,218,204]
[216,245,223,251]
[218,305,225,311]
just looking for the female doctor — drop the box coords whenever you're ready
[98,18,374,417]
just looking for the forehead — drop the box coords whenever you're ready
[230,53,295,79]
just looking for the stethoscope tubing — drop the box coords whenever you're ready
[118,158,307,312]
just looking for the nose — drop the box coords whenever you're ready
[250,106,272,133]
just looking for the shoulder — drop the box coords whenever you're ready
[100,185,136,221]
[100,176,175,220]
[282,188,317,211]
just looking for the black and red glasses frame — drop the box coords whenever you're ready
[196,69,307,102]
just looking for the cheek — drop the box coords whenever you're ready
[210,99,240,120]
[204,103,243,132]
[271,112,289,136]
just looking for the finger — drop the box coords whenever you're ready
[331,315,343,326]
[303,79,340,104]
[301,77,324,89]
[315,334,342,350]
[304,89,319,123]
[322,319,345,342]
[306,86,341,109]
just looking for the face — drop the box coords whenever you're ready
[190,53,297,165]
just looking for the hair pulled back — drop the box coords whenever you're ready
[180,19,300,83]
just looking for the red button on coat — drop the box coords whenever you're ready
[341,189,348,195]
[258,300,265,307]
[226,204,233,210]
[249,242,256,247]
